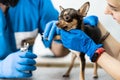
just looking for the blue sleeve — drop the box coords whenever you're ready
[38,0,59,34]
[0,9,12,59]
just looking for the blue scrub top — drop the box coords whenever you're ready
[0,0,58,59]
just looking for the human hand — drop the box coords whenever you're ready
[60,29,102,60]
[83,15,98,27]
[0,50,37,78]
[42,20,61,47]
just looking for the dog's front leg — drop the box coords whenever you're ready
[79,53,86,80]
[93,63,98,78]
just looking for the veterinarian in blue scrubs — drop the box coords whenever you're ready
[0,0,59,78]
[43,0,120,80]
[0,0,97,78]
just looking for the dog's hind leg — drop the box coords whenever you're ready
[79,53,86,80]
[93,63,98,78]
[63,52,77,77]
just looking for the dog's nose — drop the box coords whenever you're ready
[56,22,60,26]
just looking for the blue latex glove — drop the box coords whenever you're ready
[0,50,37,78]
[60,29,102,60]
[83,15,98,27]
[42,20,61,47]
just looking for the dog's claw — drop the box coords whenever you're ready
[93,75,98,79]
[63,74,69,77]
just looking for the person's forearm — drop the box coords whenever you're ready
[50,41,70,57]
[97,52,120,80]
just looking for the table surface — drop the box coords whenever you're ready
[0,67,114,80]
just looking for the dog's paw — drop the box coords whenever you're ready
[63,74,69,77]
[93,75,98,79]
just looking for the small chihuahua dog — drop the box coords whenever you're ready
[56,2,101,80]
[21,2,109,80]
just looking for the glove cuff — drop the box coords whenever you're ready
[91,47,105,62]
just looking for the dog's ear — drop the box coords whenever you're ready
[78,2,90,17]
[59,6,64,12]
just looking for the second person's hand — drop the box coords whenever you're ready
[42,20,61,47]
[60,29,102,60]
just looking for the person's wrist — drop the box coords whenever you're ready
[91,47,105,62]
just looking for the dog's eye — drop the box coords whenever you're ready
[64,15,71,22]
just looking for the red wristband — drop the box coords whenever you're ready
[91,47,105,62]
[95,47,105,55]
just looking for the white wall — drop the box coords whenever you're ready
[51,0,120,42]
